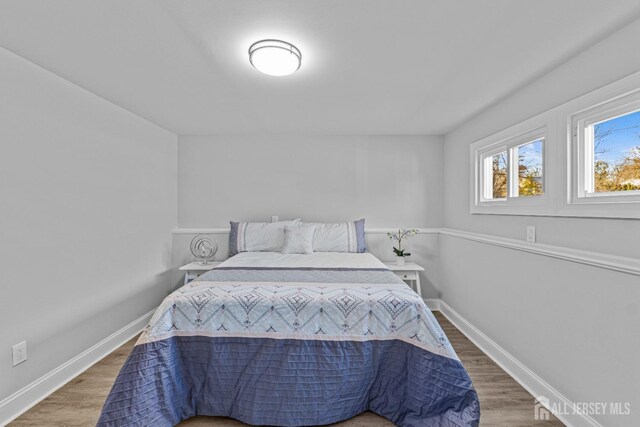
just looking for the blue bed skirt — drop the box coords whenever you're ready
[98,336,479,426]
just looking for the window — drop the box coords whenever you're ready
[513,138,544,197]
[471,71,640,218]
[571,93,640,206]
[481,139,544,201]
[475,129,546,209]
[483,151,507,200]
[589,110,640,194]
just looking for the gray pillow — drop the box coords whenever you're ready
[229,219,301,256]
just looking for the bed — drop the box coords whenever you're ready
[98,252,480,426]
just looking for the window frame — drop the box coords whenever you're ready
[479,146,508,203]
[569,92,640,206]
[472,127,547,213]
[510,137,546,199]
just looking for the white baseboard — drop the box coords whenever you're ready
[430,298,601,427]
[0,309,154,426]
[423,298,442,311]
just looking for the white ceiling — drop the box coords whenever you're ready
[1,1,639,135]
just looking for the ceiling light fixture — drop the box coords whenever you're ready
[248,39,301,76]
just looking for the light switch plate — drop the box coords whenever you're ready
[12,341,27,366]
[526,226,536,243]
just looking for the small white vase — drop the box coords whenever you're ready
[396,256,405,266]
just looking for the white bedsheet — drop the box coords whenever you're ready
[217,251,388,269]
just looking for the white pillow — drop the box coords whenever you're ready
[304,219,366,253]
[229,219,301,255]
[282,224,316,254]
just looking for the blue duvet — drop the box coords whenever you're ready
[98,265,480,426]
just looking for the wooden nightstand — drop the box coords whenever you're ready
[179,261,222,285]
[383,262,425,298]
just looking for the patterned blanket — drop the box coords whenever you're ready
[98,264,480,426]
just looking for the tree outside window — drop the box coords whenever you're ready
[592,110,640,193]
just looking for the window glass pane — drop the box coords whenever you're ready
[516,138,544,196]
[490,151,507,199]
[592,110,640,193]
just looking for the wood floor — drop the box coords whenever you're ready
[10,312,563,427]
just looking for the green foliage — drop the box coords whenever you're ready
[387,229,418,258]
[594,146,640,192]
[492,154,507,198]
[518,163,543,196]
[393,247,411,257]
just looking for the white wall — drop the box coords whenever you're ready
[442,19,640,426]
[175,135,444,296]
[0,47,177,403]
[178,135,443,228]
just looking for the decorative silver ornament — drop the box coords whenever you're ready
[190,234,218,265]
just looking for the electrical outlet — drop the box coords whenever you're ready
[271,216,279,223]
[12,341,27,366]
[526,226,536,244]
